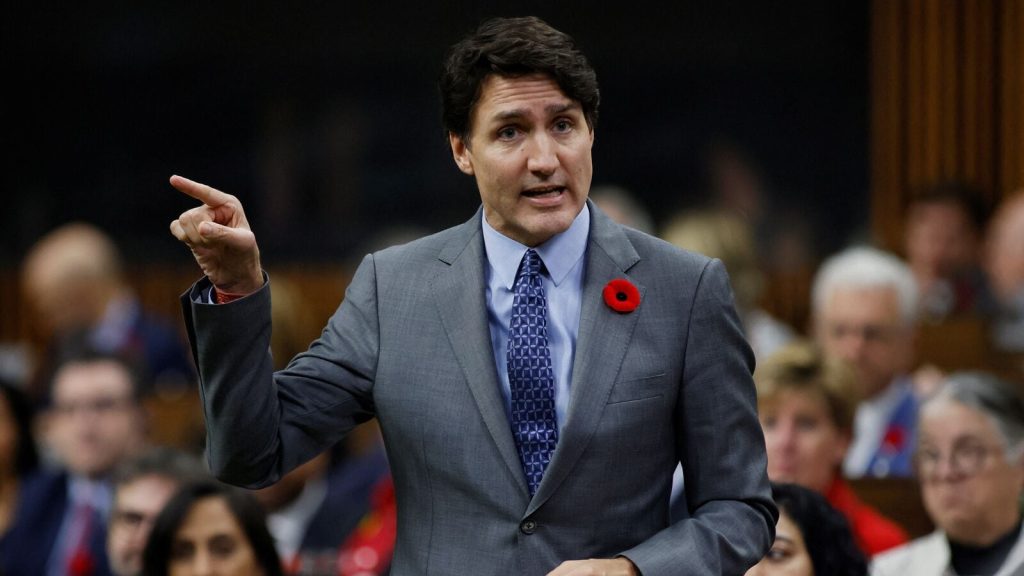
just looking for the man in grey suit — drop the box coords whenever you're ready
[170,16,776,575]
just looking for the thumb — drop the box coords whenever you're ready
[199,221,255,250]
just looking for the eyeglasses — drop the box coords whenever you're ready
[914,441,1005,479]
[51,396,135,417]
[111,509,155,532]
[825,323,901,345]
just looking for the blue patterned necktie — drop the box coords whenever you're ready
[507,248,559,496]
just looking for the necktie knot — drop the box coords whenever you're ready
[516,249,543,282]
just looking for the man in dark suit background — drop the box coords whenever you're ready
[171,16,776,575]
[1,347,147,576]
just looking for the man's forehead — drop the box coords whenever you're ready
[54,360,133,395]
[475,74,577,117]
[822,286,901,315]
[118,475,178,503]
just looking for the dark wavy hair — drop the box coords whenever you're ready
[439,16,600,141]
[0,378,38,476]
[141,480,282,576]
[772,482,868,576]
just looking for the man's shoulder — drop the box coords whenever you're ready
[19,468,68,502]
[612,224,716,279]
[370,215,478,266]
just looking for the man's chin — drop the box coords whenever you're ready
[523,212,578,243]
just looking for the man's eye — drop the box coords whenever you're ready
[115,511,145,527]
[497,127,519,140]
[553,119,572,132]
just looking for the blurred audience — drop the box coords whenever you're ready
[812,246,920,477]
[0,345,147,576]
[873,372,1024,575]
[254,446,394,576]
[590,184,656,235]
[143,480,283,576]
[107,448,209,576]
[704,138,817,279]
[756,341,907,556]
[904,182,992,322]
[264,276,395,575]
[984,192,1024,353]
[21,222,193,400]
[745,482,868,576]
[0,379,38,537]
[663,209,795,361]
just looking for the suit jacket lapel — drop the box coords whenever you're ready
[431,209,529,495]
[528,202,644,515]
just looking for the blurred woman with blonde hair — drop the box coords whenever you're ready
[756,341,908,556]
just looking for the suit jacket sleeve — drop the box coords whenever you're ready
[621,259,777,575]
[181,255,380,488]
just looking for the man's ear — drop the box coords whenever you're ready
[449,132,474,176]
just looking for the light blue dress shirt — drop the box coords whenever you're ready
[47,476,111,576]
[481,205,589,433]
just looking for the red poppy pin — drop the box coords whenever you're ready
[881,426,905,453]
[603,279,641,313]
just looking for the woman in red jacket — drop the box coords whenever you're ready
[755,341,908,557]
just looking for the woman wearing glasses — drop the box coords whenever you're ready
[873,372,1024,576]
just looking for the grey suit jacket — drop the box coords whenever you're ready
[182,202,776,575]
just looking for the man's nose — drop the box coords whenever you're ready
[930,452,967,482]
[526,133,558,176]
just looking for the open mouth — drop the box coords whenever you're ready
[522,186,566,199]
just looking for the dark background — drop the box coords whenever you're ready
[0,2,869,267]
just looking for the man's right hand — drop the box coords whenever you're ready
[169,175,264,296]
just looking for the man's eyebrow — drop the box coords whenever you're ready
[545,102,580,115]
[490,102,581,122]
[493,109,528,122]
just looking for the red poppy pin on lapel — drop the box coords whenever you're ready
[603,279,640,313]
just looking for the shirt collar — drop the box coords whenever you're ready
[481,204,590,289]
[68,475,112,515]
[865,375,912,412]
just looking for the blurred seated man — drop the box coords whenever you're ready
[746,482,868,576]
[872,372,1024,575]
[984,192,1024,353]
[904,182,992,321]
[253,434,394,576]
[756,341,907,556]
[812,246,920,477]
[258,277,395,575]
[0,346,147,576]
[21,222,193,398]
[106,447,208,576]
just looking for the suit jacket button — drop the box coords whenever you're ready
[520,519,537,534]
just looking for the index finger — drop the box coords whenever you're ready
[169,175,233,207]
